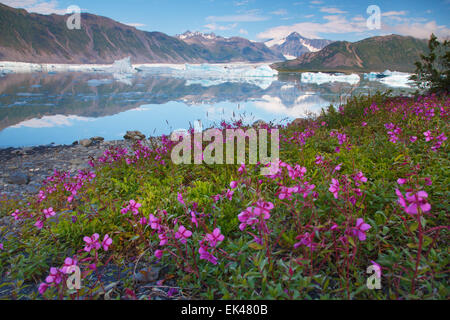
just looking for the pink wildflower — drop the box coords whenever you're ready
[175,225,192,244]
[353,218,371,241]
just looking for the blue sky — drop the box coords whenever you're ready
[2,0,450,42]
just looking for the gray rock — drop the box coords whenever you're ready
[6,172,30,185]
[253,120,267,128]
[79,139,93,147]
[133,267,161,283]
[91,136,105,142]
[124,131,146,141]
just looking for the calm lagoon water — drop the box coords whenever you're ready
[0,71,414,148]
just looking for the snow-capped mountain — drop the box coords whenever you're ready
[265,32,334,59]
[176,31,219,41]
[175,30,285,62]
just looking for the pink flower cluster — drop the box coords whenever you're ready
[238,200,274,231]
[396,189,431,215]
[121,200,142,215]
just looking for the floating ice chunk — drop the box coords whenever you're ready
[364,70,414,88]
[301,72,360,85]
[108,57,136,74]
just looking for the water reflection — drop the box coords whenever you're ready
[0,72,413,147]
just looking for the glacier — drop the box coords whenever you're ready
[301,72,360,85]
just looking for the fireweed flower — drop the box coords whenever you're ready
[34,219,44,230]
[329,178,340,199]
[237,163,246,175]
[370,260,382,278]
[177,192,185,205]
[315,155,324,165]
[102,234,113,251]
[410,136,418,142]
[198,245,218,265]
[230,181,238,189]
[397,178,407,185]
[238,201,273,231]
[38,283,49,295]
[352,218,371,241]
[158,233,168,246]
[155,250,164,259]
[128,200,142,215]
[396,189,431,215]
[225,189,234,201]
[175,225,192,244]
[148,214,161,230]
[190,211,198,228]
[61,257,77,274]
[294,232,318,251]
[45,267,62,284]
[205,228,225,247]
[83,233,101,252]
[0,243,3,250]
[423,130,433,142]
[43,207,56,219]
[354,171,368,186]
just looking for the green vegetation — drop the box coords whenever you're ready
[410,34,450,93]
[0,93,448,300]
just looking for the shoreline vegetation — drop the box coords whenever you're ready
[0,92,448,300]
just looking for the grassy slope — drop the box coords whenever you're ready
[0,93,448,300]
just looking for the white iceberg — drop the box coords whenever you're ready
[363,70,415,88]
[301,72,360,85]
[138,63,277,88]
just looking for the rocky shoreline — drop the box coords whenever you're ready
[0,131,160,200]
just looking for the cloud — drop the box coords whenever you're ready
[204,23,238,31]
[271,9,287,16]
[320,7,347,14]
[239,28,248,35]
[234,0,249,6]
[309,1,322,4]
[123,23,146,28]
[1,0,67,14]
[257,15,365,40]
[387,20,450,39]
[206,13,269,23]
[12,115,93,128]
[381,11,407,17]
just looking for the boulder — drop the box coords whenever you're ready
[124,131,146,141]
[6,172,30,185]
[79,139,93,147]
[91,136,105,142]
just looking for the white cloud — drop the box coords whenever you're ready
[204,23,238,31]
[387,21,450,39]
[382,11,407,17]
[12,115,93,128]
[123,23,146,28]
[320,7,347,14]
[271,9,287,16]
[257,15,365,40]
[1,0,67,14]
[239,28,248,35]
[206,13,269,23]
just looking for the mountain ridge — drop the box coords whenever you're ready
[265,32,334,58]
[272,34,429,73]
[0,3,283,64]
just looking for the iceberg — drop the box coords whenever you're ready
[137,63,278,88]
[364,70,414,88]
[301,72,360,85]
